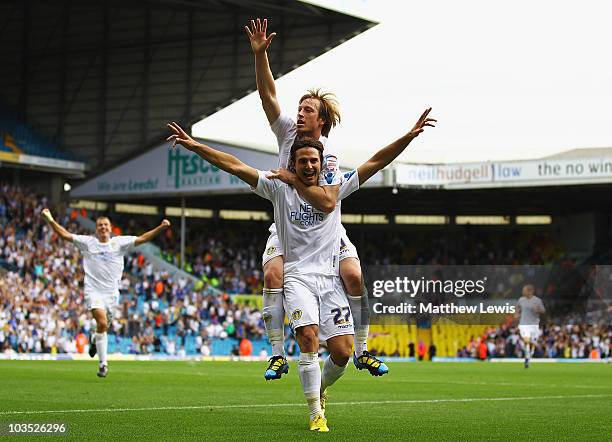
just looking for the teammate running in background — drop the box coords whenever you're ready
[41,209,170,377]
[516,283,546,368]
[245,17,383,379]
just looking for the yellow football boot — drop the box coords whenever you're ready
[309,413,329,432]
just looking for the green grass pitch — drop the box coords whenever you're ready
[1,360,610,440]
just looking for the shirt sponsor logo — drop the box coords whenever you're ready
[92,251,116,263]
[289,203,324,227]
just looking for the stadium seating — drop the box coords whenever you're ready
[2,183,609,359]
[0,108,75,160]
[368,324,417,357]
[431,323,494,357]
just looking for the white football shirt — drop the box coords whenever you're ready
[73,235,137,296]
[252,170,359,277]
[517,295,545,325]
[269,113,342,235]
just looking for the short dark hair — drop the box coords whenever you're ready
[95,216,111,225]
[290,137,324,165]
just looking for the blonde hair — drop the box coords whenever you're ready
[299,88,341,137]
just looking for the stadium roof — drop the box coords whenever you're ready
[541,147,612,161]
[0,0,375,175]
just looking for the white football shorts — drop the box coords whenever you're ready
[85,291,119,312]
[518,324,541,342]
[283,273,354,341]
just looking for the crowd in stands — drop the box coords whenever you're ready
[155,223,266,295]
[1,182,609,358]
[109,213,267,295]
[458,323,611,360]
[351,226,568,266]
[0,184,266,356]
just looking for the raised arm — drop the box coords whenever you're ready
[245,18,280,124]
[166,122,259,188]
[135,220,171,246]
[41,208,74,242]
[357,108,436,185]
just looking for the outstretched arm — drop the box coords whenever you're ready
[357,108,436,185]
[166,122,259,188]
[135,220,171,246]
[245,18,280,124]
[41,208,74,242]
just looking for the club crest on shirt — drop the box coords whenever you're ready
[324,155,338,172]
[323,155,338,184]
[291,309,302,321]
[266,246,276,256]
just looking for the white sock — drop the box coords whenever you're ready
[525,343,531,361]
[298,352,321,419]
[347,293,369,355]
[321,355,348,394]
[95,332,108,365]
[263,288,285,357]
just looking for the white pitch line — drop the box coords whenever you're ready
[1,394,610,416]
[386,378,612,390]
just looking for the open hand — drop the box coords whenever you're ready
[166,122,198,151]
[267,168,296,185]
[245,18,276,54]
[408,108,437,138]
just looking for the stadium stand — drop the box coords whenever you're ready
[348,225,568,266]
[0,184,269,356]
[0,107,76,161]
[459,323,611,360]
[1,183,610,359]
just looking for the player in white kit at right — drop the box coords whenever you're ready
[516,283,546,369]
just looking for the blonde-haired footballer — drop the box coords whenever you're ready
[245,17,386,380]
[41,209,170,377]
